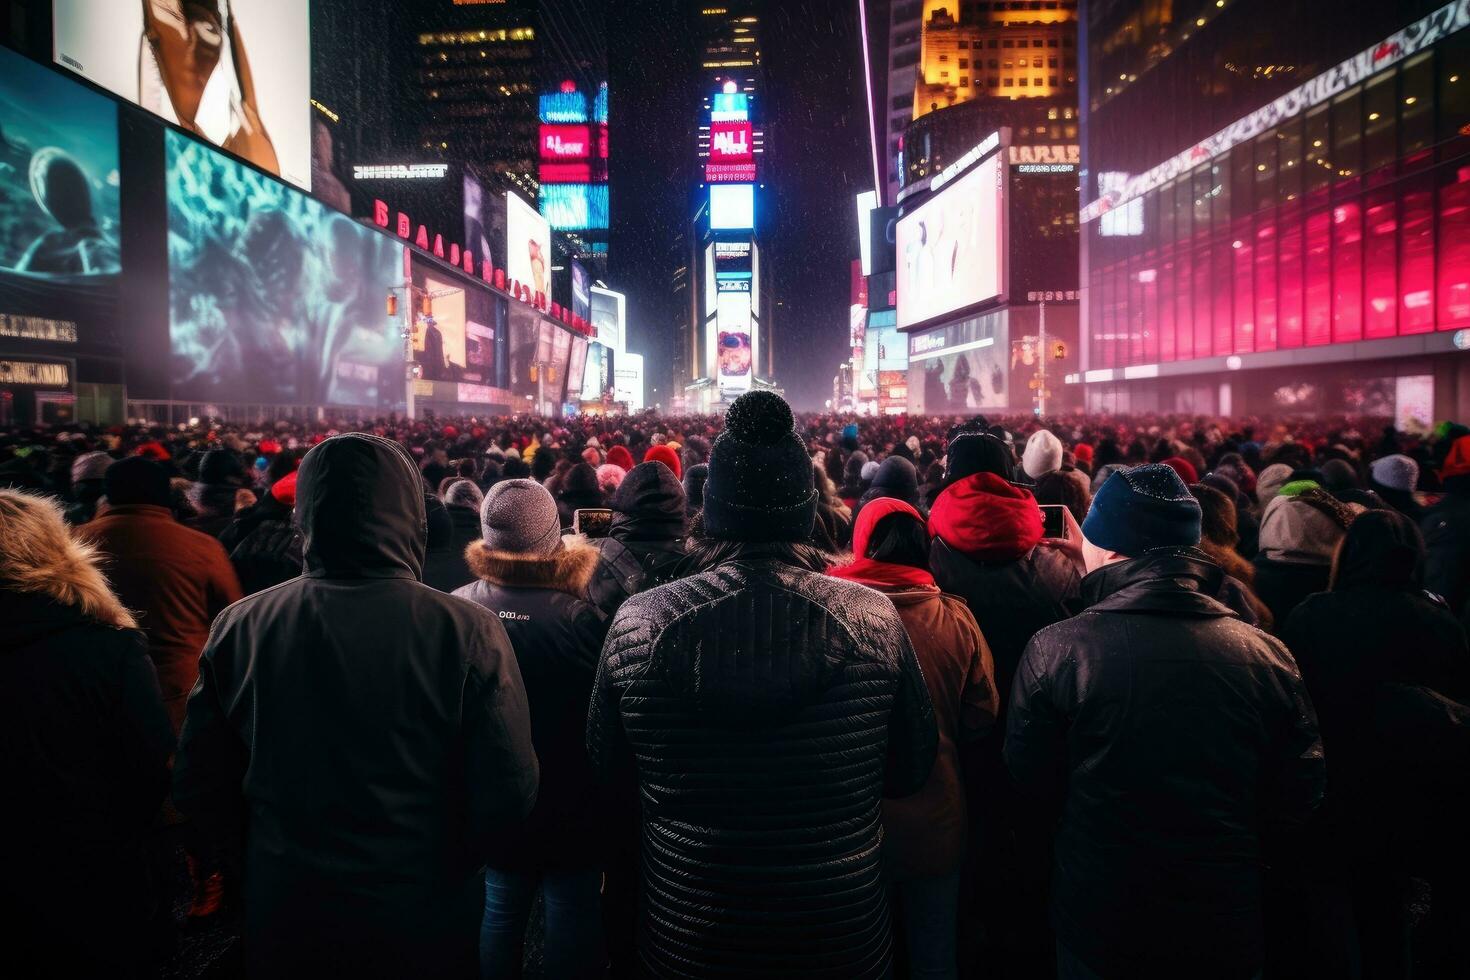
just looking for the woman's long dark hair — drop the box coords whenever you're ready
[864,511,930,571]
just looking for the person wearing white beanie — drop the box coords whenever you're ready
[1022,429,1064,481]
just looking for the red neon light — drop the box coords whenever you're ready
[539,162,594,183]
[541,124,592,160]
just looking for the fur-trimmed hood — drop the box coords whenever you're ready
[0,490,136,630]
[464,537,601,597]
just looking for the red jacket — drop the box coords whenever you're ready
[79,505,242,733]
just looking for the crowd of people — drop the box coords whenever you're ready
[2,396,1468,979]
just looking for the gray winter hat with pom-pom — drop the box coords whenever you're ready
[702,391,817,542]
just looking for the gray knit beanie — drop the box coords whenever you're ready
[444,478,484,511]
[479,479,562,557]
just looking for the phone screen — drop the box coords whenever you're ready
[573,508,613,539]
[1039,504,1068,540]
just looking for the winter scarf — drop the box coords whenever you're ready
[828,497,935,590]
[928,471,1043,562]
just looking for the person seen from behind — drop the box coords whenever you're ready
[1006,464,1325,979]
[0,490,174,978]
[829,498,997,980]
[588,391,937,979]
[173,433,538,977]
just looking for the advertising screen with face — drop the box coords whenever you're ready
[897,154,1003,330]
[166,131,403,406]
[571,260,591,321]
[716,291,753,397]
[55,0,312,190]
[0,46,122,348]
[505,191,551,298]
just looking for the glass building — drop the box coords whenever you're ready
[1078,0,1470,421]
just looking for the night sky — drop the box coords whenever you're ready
[608,0,870,410]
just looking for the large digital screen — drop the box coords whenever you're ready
[508,304,539,402]
[716,291,753,397]
[856,190,878,275]
[463,174,501,274]
[615,352,643,412]
[581,341,608,401]
[707,121,755,183]
[910,343,1008,414]
[410,261,467,383]
[896,154,1003,329]
[710,184,755,231]
[571,260,591,321]
[505,192,551,297]
[590,286,625,352]
[0,45,122,349]
[166,131,403,406]
[540,184,609,231]
[54,0,311,190]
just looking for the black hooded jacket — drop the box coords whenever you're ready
[588,554,938,979]
[173,433,538,978]
[853,456,924,524]
[593,461,687,590]
[1005,549,1324,978]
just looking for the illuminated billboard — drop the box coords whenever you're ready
[541,125,593,160]
[571,260,591,321]
[856,190,878,276]
[710,184,755,231]
[165,132,403,406]
[707,121,755,183]
[716,291,753,397]
[540,184,609,231]
[0,45,122,350]
[896,154,1004,330]
[581,341,609,401]
[590,286,626,352]
[54,0,312,190]
[615,352,644,411]
[505,192,551,297]
[410,263,467,383]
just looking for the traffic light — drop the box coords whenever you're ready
[1052,341,1068,360]
[386,292,398,317]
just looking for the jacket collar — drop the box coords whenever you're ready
[96,503,175,521]
[464,538,600,597]
[1080,547,1236,618]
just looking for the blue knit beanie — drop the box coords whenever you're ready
[1082,463,1202,557]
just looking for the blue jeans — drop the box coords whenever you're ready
[892,870,962,980]
[480,868,605,979]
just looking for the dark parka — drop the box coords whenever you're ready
[593,460,687,591]
[173,433,539,979]
[220,492,303,596]
[1005,548,1325,979]
[1422,482,1470,617]
[454,540,610,872]
[588,554,938,979]
[1,592,174,978]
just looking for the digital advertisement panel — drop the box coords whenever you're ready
[707,121,755,183]
[508,304,539,402]
[581,341,608,401]
[590,286,625,352]
[166,131,403,406]
[505,192,551,297]
[0,45,121,349]
[571,260,591,321]
[710,184,755,230]
[463,174,501,274]
[716,291,753,397]
[615,352,644,411]
[410,266,466,383]
[896,154,1004,330]
[54,0,312,190]
[912,345,1008,413]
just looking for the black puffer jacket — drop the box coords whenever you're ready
[454,541,610,872]
[1005,549,1324,978]
[174,434,538,978]
[588,553,938,979]
[593,461,687,591]
[222,494,303,596]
